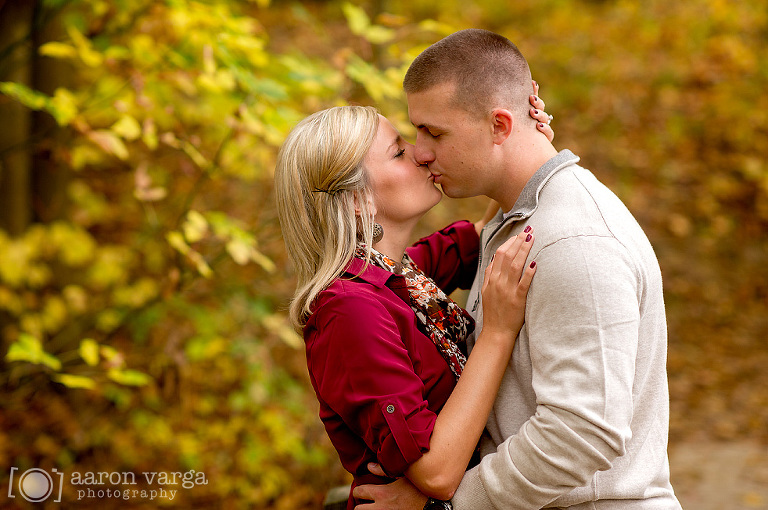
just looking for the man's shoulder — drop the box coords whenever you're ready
[537,165,640,232]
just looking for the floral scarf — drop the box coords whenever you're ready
[355,245,473,379]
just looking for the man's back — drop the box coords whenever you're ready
[457,150,681,509]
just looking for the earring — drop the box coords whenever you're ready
[373,223,384,243]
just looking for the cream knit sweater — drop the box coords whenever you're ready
[453,151,682,509]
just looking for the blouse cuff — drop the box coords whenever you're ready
[377,399,437,477]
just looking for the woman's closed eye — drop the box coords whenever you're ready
[394,148,406,158]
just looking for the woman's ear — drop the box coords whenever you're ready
[352,190,377,217]
[490,108,514,145]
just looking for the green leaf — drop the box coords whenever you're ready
[53,373,97,390]
[108,368,152,386]
[5,333,62,371]
[0,82,49,110]
[79,338,100,367]
[345,56,402,102]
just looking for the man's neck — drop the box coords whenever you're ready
[495,136,558,212]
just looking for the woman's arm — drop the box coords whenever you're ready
[403,229,537,500]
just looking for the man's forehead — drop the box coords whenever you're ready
[406,83,458,126]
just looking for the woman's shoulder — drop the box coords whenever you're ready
[308,277,384,324]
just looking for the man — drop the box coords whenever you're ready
[353,29,681,509]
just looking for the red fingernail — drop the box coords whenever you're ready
[524,226,532,233]
[538,122,545,128]
[525,234,532,242]
[530,261,536,268]
[533,109,539,115]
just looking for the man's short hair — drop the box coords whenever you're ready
[404,29,532,120]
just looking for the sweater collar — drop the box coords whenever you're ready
[502,149,580,221]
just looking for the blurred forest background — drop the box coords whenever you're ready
[0,0,766,508]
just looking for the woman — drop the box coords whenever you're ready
[275,91,552,509]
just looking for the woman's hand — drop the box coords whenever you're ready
[393,229,537,501]
[529,80,554,142]
[480,227,537,342]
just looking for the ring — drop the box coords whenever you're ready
[547,114,553,125]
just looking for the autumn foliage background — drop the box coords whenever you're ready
[0,0,766,508]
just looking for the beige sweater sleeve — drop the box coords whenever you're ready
[453,235,648,508]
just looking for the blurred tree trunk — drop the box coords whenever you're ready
[0,0,35,236]
[31,1,70,223]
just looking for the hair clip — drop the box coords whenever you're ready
[312,187,344,196]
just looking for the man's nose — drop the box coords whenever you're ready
[414,133,435,165]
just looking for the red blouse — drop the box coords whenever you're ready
[303,221,480,508]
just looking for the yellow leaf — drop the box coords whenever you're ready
[53,373,97,390]
[142,118,158,150]
[365,27,394,44]
[262,314,301,348]
[181,141,208,169]
[183,211,209,243]
[41,295,68,333]
[251,248,276,273]
[167,232,189,256]
[87,130,129,160]
[80,339,100,366]
[112,115,142,141]
[342,3,370,34]
[226,238,251,265]
[100,345,122,366]
[66,25,102,67]
[108,368,151,386]
[49,88,78,126]
[39,42,77,59]
[5,333,62,371]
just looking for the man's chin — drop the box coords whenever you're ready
[439,183,465,199]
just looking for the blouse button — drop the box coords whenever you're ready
[386,404,395,414]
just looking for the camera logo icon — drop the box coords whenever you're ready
[8,467,64,503]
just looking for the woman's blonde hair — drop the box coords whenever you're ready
[274,106,380,329]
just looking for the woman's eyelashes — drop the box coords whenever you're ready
[394,148,406,158]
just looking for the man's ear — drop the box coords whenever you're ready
[490,109,514,145]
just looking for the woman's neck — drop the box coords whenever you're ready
[371,219,417,262]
